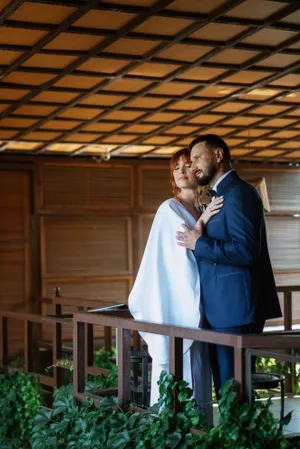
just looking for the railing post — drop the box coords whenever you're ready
[86,323,94,367]
[0,316,8,367]
[24,320,33,373]
[104,326,112,353]
[117,328,131,406]
[284,290,294,393]
[234,347,246,402]
[169,336,183,413]
[73,315,85,399]
[133,331,141,352]
[52,287,62,388]
[283,291,292,331]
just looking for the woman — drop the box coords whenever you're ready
[128,149,223,421]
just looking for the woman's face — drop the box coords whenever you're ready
[173,156,198,190]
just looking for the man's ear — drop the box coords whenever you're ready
[215,147,224,163]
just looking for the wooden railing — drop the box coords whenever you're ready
[72,310,300,411]
[0,285,299,399]
[0,310,57,388]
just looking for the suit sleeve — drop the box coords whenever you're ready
[194,185,263,267]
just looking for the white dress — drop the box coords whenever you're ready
[128,198,212,422]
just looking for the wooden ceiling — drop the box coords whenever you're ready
[0,0,300,163]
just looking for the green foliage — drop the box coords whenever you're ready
[30,372,293,449]
[198,379,291,449]
[30,370,209,449]
[0,369,42,449]
[93,347,116,370]
[257,356,300,395]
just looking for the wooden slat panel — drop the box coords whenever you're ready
[41,216,132,276]
[139,166,170,210]
[138,215,154,262]
[44,279,130,306]
[41,164,133,208]
[0,171,29,240]
[238,167,300,212]
[266,217,300,269]
[0,171,31,359]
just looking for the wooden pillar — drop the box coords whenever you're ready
[117,328,131,406]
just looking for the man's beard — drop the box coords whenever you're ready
[196,164,218,186]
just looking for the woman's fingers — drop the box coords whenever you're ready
[211,195,224,203]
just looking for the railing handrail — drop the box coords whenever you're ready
[73,311,300,350]
[277,285,300,293]
[0,310,56,324]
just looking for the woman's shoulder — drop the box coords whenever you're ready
[157,198,180,214]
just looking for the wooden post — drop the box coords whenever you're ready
[283,291,292,331]
[52,289,63,388]
[73,316,85,398]
[86,323,94,367]
[0,316,8,367]
[234,347,246,402]
[24,320,33,373]
[284,290,294,393]
[104,326,112,353]
[169,336,183,413]
[117,328,131,406]
[133,331,141,352]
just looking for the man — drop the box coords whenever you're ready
[176,134,282,396]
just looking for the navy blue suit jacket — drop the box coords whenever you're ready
[194,171,282,329]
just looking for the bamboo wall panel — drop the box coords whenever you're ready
[42,164,133,209]
[0,171,31,359]
[41,216,132,277]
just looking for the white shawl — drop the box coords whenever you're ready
[129,198,202,364]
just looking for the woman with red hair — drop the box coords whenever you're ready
[129,149,223,424]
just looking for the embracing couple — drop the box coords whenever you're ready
[129,134,282,422]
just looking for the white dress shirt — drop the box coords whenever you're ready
[212,169,234,194]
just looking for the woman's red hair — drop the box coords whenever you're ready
[169,148,191,197]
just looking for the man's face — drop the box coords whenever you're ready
[190,142,219,186]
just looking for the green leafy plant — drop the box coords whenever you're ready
[31,371,293,449]
[30,370,208,449]
[0,369,42,449]
[198,379,291,449]
[93,347,116,370]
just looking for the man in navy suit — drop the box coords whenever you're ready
[176,134,282,396]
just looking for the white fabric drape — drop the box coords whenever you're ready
[128,199,212,419]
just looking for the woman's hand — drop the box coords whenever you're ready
[196,196,224,230]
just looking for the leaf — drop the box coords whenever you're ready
[165,431,182,449]
[279,410,292,427]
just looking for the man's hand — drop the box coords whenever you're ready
[176,220,204,250]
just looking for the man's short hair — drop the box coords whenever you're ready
[188,134,231,161]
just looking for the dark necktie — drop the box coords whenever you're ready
[206,189,217,200]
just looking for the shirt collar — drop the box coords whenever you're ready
[212,169,234,193]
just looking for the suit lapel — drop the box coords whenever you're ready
[216,170,240,196]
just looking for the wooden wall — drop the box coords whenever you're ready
[0,156,299,355]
